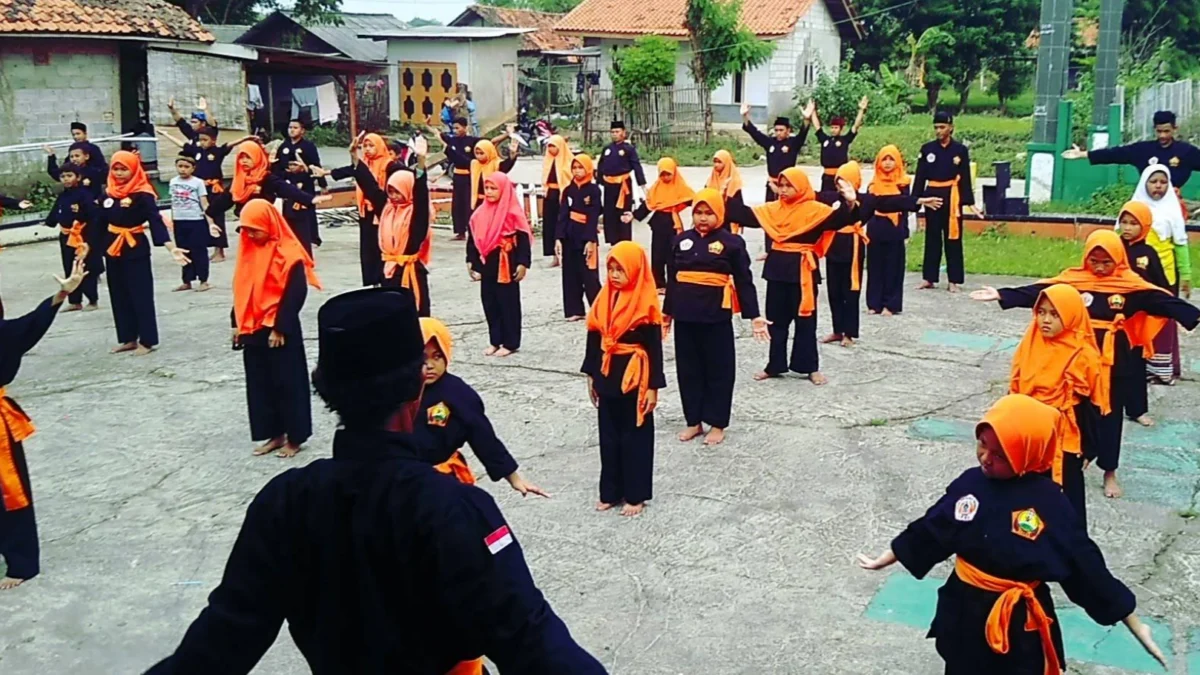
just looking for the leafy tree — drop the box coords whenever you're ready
[991,57,1035,116]
[683,0,774,141]
[798,57,909,125]
[169,0,340,25]
[609,36,678,112]
[409,17,443,27]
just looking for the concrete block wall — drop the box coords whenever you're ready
[0,40,121,192]
[147,48,247,180]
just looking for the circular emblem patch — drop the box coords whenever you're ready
[926,153,937,163]
[823,140,830,148]
[282,147,290,155]
[835,141,842,148]
[1011,508,1044,541]
[604,149,611,156]
[195,153,203,161]
[954,494,979,522]
[1080,291,1094,307]
[781,145,789,153]
[103,198,114,208]
[1148,156,1158,165]
[680,239,694,251]
[769,146,776,153]
[208,153,216,161]
[618,149,625,157]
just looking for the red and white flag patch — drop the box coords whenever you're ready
[485,525,514,555]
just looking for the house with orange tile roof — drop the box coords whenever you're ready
[555,0,861,122]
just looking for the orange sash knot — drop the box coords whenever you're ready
[106,223,146,257]
[928,178,963,240]
[204,178,225,195]
[601,343,651,427]
[603,173,632,209]
[954,557,1061,675]
[836,222,870,291]
[453,168,470,176]
[61,222,86,249]
[0,388,35,512]
[676,271,740,313]
[497,235,516,284]
[433,450,476,486]
[771,241,822,316]
[822,167,839,176]
[382,252,423,310]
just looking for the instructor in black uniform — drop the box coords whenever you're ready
[740,101,810,203]
[914,111,979,293]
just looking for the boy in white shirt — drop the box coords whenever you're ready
[169,155,216,291]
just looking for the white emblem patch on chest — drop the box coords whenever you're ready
[1081,292,1094,307]
[1148,156,1159,165]
[954,494,979,522]
[103,198,114,208]
[769,146,775,153]
[604,149,611,156]
[680,239,694,251]
[926,153,937,163]
[282,148,290,155]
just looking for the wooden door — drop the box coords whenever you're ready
[400,62,457,124]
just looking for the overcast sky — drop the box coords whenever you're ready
[340,0,474,25]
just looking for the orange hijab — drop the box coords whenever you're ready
[868,145,911,226]
[975,394,1060,477]
[691,188,726,228]
[751,167,834,242]
[470,139,501,207]
[231,142,270,204]
[420,316,453,364]
[378,171,432,279]
[836,161,862,191]
[572,154,595,186]
[706,149,743,200]
[1118,201,1152,245]
[542,135,574,195]
[646,158,695,233]
[358,134,395,217]
[1038,230,1169,351]
[106,151,158,200]
[232,199,321,336]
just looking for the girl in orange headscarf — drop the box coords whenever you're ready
[232,199,321,459]
[96,150,188,355]
[465,138,518,211]
[556,155,602,320]
[468,173,533,356]
[541,134,573,265]
[866,145,916,316]
[582,241,665,517]
[1009,284,1109,528]
[1116,201,1171,427]
[858,394,1165,675]
[631,157,695,290]
[705,150,745,233]
[972,230,1200,500]
[229,141,325,253]
[738,167,859,385]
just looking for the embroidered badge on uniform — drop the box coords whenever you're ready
[1148,156,1159,165]
[119,197,133,208]
[1137,256,1150,269]
[769,146,776,153]
[1011,508,1044,541]
[83,178,91,186]
[1108,294,1126,310]
[926,153,937,163]
[952,156,962,165]
[583,195,591,205]
[708,240,724,254]
[835,141,842,148]
[680,239,694,251]
[781,145,789,153]
[604,149,611,156]
[1080,291,1094,307]
[195,153,203,161]
[485,525,514,554]
[282,147,290,155]
[208,153,216,161]
[1170,156,1181,167]
[104,198,114,208]
[824,140,831,148]
[427,402,451,427]
[618,149,625,157]
[954,494,979,522]
[70,203,79,213]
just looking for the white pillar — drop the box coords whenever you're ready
[388,62,401,122]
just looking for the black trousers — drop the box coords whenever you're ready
[602,179,633,244]
[922,206,964,284]
[206,188,229,248]
[765,280,819,375]
[0,441,38,580]
[826,257,862,338]
[175,219,211,284]
[866,240,906,313]
[244,339,312,445]
[380,266,430,317]
[282,205,319,255]
[598,392,654,505]
[1062,451,1087,531]
[764,181,779,203]
[359,220,382,286]
[542,192,560,257]
[676,320,735,429]
[1092,375,1141,472]
[650,224,675,289]
[819,172,837,193]
[481,277,522,350]
[1122,353,1149,420]
[451,174,471,236]
[562,246,600,317]
[107,254,158,347]
[59,238,99,305]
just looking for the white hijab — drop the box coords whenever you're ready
[1130,165,1188,245]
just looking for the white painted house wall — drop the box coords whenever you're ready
[383,36,522,127]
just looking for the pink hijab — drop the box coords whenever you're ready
[469,172,533,261]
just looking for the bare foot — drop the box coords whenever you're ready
[84,303,99,312]
[253,437,286,456]
[210,251,226,263]
[841,337,855,348]
[867,309,878,315]
[452,233,466,241]
[111,342,137,354]
[0,577,26,591]
[595,501,616,512]
[1103,471,1122,498]
[704,427,726,445]
[820,333,842,344]
[620,502,644,517]
[753,370,778,381]
[133,344,155,356]
[756,252,768,262]
[277,443,302,458]
[916,280,935,290]
[495,347,514,357]
[63,303,83,313]
[808,372,829,386]
[549,256,561,268]
[483,345,499,356]
[566,315,585,322]
[678,425,704,442]
[881,309,894,317]
[172,283,192,292]
[1135,414,1155,427]
[657,288,666,296]
[948,283,961,294]
[196,282,212,292]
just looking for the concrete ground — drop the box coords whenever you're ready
[0,200,1197,675]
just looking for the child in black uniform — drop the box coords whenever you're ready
[1116,201,1171,427]
[44,165,103,311]
[556,155,602,321]
[468,173,532,356]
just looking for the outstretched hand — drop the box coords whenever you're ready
[55,257,86,295]
[1062,144,1087,160]
[1123,615,1167,669]
[856,550,897,571]
[969,286,1000,302]
[751,316,771,342]
[170,246,191,266]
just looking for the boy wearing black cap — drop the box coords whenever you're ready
[740,101,811,202]
[45,143,107,201]
[597,121,648,244]
[43,164,104,311]
[1065,110,1200,192]
[810,96,869,191]
[67,122,107,169]
[271,119,326,250]
[147,287,607,675]
[914,111,979,293]
[167,97,218,149]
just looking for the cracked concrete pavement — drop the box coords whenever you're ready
[0,205,1197,674]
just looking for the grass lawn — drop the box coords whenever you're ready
[906,230,1200,279]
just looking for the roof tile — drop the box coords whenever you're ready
[459,5,581,52]
[556,0,858,38]
[0,0,213,41]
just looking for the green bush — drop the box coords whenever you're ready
[609,36,678,112]
[25,182,59,213]
[305,123,352,147]
[1031,183,1133,216]
[795,57,910,126]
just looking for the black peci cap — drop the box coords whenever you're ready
[316,287,425,389]
[1153,110,1177,126]
[70,122,87,132]
[933,110,953,125]
[773,117,791,128]
[610,120,625,130]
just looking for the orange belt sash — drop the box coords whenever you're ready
[770,241,821,316]
[454,168,470,176]
[545,183,559,190]
[496,236,517,284]
[433,450,476,486]
[60,222,86,249]
[954,557,1060,675]
[106,223,147,257]
[822,167,839,176]
[204,178,225,194]
[569,211,589,224]
[927,178,963,240]
[603,173,632,209]
[601,342,651,427]
[0,389,35,512]
[836,222,870,290]
[658,204,689,234]
[382,252,423,309]
[677,271,740,313]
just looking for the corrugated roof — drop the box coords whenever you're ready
[450,5,581,52]
[555,0,860,39]
[206,23,250,43]
[282,11,405,62]
[0,0,213,41]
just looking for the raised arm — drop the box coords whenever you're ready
[351,161,387,213]
[266,174,316,207]
[410,169,430,254]
[852,96,868,134]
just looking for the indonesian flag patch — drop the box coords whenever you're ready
[485,525,514,554]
